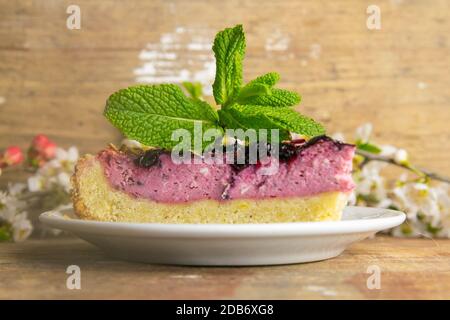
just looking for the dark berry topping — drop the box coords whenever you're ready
[297,135,352,151]
[278,143,299,161]
[211,139,311,171]
[134,149,163,168]
[226,142,271,172]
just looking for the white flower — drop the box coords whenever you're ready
[54,146,79,163]
[57,172,71,192]
[391,180,449,237]
[394,149,408,164]
[380,145,397,157]
[354,161,388,201]
[0,187,32,242]
[55,148,68,161]
[0,190,9,205]
[8,183,26,196]
[0,189,25,221]
[11,212,33,242]
[28,176,43,192]
[67,146,79,162]
[438,185,450,236]
[355,123,372,143]
[26,146,79,194]
[45,159,62,169]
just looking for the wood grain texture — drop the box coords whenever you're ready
[0,236,449,299]
[0,0,449,188]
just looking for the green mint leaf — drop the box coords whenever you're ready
[247,72,280,87]
[212,25,246,106]
[182,81,203,100]
[219,104,325,139]
[218,106,291,142]
[104,84,222,150]
[236,83,271,102]
[356,142,382,154]
[240,72,300,107]
[237,88,300,107]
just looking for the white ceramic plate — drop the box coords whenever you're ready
[40,206,405,266]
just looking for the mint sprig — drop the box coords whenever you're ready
[104,25,325,151]
[211,26,319,137]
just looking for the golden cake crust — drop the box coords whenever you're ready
[71,154,96,221]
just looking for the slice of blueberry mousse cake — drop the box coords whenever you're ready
[71,136,355,223]
[71,24,356,223]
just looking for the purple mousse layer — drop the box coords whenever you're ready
[98,137,355,203]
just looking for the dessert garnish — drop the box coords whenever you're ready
[104,25,325,153]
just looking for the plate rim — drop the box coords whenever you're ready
[39,206,406,238]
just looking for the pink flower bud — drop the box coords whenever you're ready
[31,134,56,160]
[0,146,24,167]
[42,141,56,159]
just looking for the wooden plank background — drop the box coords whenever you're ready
[1,0,449,186]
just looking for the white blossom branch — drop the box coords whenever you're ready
[356,149,450,184]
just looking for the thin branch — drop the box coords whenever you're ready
[16,190,53,201]
[356,149,450,184]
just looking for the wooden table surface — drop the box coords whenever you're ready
[0,236,449,299]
